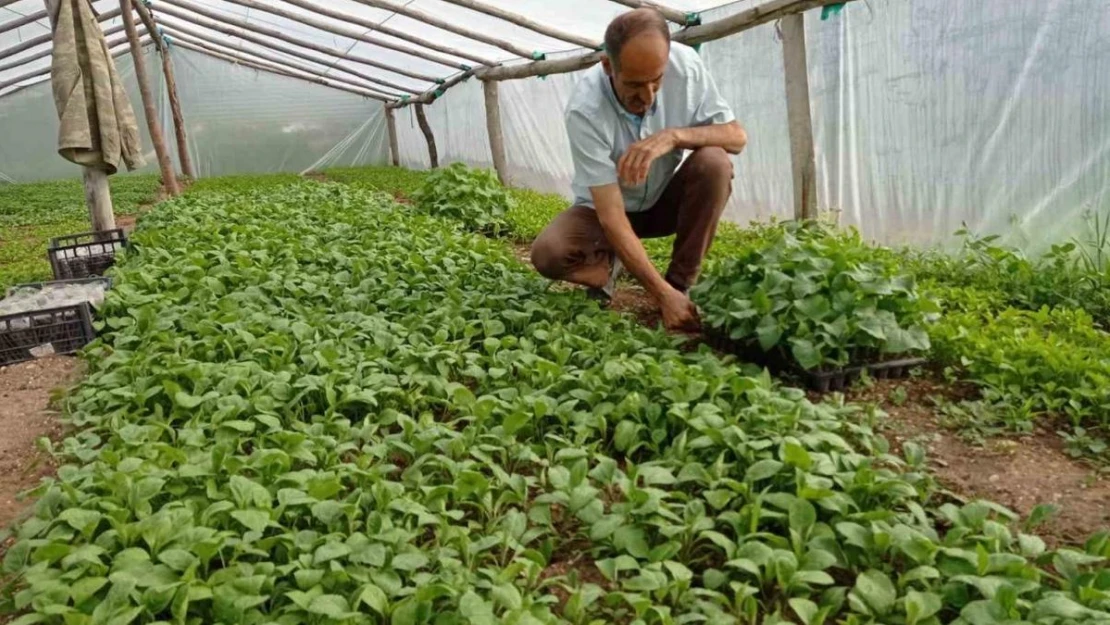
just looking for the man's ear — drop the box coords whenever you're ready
[601,55,613,77]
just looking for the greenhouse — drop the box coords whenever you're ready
[0,0,1108,623]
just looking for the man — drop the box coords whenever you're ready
[531,8,747,331]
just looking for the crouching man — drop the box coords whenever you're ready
[530,8,747,331]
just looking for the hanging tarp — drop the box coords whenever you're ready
[49,0,144,172]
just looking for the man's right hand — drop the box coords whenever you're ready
[658,286,700,332]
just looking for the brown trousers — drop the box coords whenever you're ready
[530,147,733,292]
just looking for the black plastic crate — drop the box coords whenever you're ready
[705,330,926,392]
[0,303,96,366]
[47,229,128,280]
[5,277,112,297]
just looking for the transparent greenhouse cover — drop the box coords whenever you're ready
[1,0,1108,251]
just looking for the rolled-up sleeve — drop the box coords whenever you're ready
[567,109,618,189]
[689,54,735,127]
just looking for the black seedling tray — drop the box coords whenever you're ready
[0,302,96,366]
[48,228,128,280]
[705,330,925,392]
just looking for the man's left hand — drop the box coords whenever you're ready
[617,129,677,187]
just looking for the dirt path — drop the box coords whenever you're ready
[0,357,79,531]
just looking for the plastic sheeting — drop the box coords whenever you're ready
[3,0,1110,250]
[396,0,1110,250]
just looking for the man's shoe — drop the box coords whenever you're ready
[586,255,624,305]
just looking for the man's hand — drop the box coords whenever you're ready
[658,286,700,332]
[617,129,677,187]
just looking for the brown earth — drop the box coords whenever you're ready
[0,356,79,532]
[841,377,1110,545]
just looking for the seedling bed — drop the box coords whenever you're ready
[705,330,926,392]
[48,228,128,280]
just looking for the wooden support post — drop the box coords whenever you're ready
[120,0,179,196]
[781,12,817,220]
[130,0,195,180]
[482,80,508,185]
[385,107,400,167]
[43,0,116,232]
[415,104,438,169]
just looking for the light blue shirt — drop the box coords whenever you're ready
[565,43,735,213]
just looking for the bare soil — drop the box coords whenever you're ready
[843,377,1110,545]
[0,356,79,532]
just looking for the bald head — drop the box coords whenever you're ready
[604,8,670,72]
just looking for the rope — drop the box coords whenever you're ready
[684,11,701,26]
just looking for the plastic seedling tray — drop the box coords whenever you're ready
[47,228,128,280]
[705,331,926,392]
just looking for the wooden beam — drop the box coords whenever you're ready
[164,28,400,99]
[781,13,817,220]
[415,104,438,168]
[0,7,120,61]
[384,106,400,167]
[212,0,488,69]
[438,0,600,50]
[171,40,389,101]
[605,0,694,25]
[346,0,534,59]
[0,9,49,35]
[120,0,179,196]
[482,80,508,185]
[477,0,857,82]
[159,18,419,95]
[678,0,852,46]
[387,68,473,108]
[0,23,125,74]
[271,0,498,67]
[130,1,196,180]
[152,0,439,84]
[475,50,603,82]
[0,36,135,94]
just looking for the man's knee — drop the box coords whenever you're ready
[688,146,734,181]
[530,232,569,280]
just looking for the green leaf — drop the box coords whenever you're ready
[790,338,823,370]
[174,391,205,409]
[789,498,817,534]
[905,590,942,625]
[230,509,270,533]
[613,526,650,559]
[391,552,429,571]
[849,569,896,617]
[308,594,352,618]
[744,459,783,483]
[756,314,782,351]
[314,542,351,565]
[459,591,497,625]
[358,583,388,615]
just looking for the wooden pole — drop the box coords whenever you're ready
[385,107,400,167]
[781,13,817,220]
[605,0,693,25]
[475,0,856,82]
[129,1,195,180]
[170,40,389,101]
[346,0,535,59]
[165,30,399,99]
[387,69,473,107]
[152,0,439,83]
[415,104,438,168]
[43,0,117,232]
[120,0,179,196]
[160,21,416,95]
[438,0,600,50]
[482,80,508,185]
